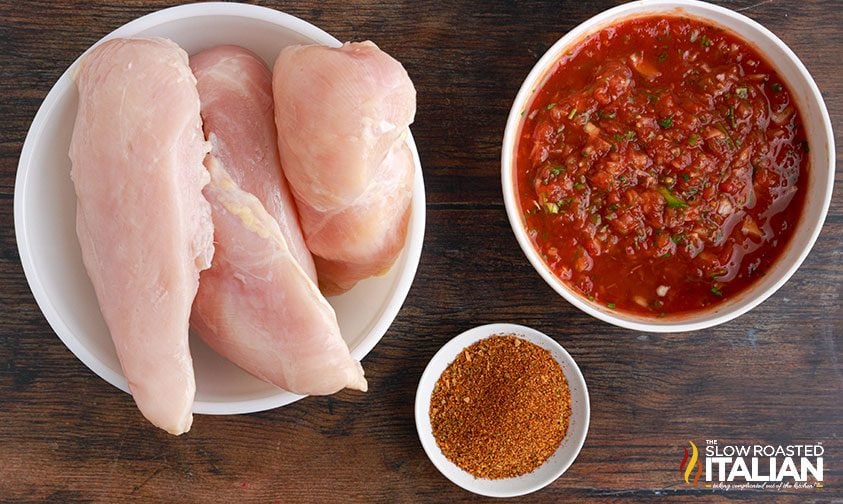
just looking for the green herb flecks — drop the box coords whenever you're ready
[549,165,565,177]
[727,106,737,129]
[658,116,673,129]
[658,186,689,208]
[688,133,701,146]
[710,269,728,280]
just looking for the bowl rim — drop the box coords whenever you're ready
[500,0,835,333]
[414,323,590,497]
[13,1,427,414]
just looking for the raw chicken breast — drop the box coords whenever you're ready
[191,156,367,395]
[190,46,316,282]
[69,38,213,435]
[272,41,416,294]
[304,143,413,292]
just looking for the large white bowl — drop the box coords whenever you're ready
[14,3,426,414]
[501,0,834,333]
[415,324,590,497]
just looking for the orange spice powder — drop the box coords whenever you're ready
[429,334,571,479]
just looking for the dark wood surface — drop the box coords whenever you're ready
[1,1,841,502]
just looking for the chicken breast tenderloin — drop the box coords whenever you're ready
[69,38,213,435]
[272,41,416,294]
[191,156,367,395]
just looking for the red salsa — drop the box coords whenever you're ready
[515,15,808,316]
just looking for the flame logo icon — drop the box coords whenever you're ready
[679,441,703,486]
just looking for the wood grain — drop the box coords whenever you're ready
[0,0,841,502]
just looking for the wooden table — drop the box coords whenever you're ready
[1,1,840,502]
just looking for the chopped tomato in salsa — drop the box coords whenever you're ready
[515,15,808,316]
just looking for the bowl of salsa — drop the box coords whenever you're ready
[501,0,834,332]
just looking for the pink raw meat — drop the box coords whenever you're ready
[272,41,416,294]
[191,156,367,395]
[69,38,213,434]
[190,46,316,282]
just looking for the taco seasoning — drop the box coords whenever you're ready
[429,334,571,479]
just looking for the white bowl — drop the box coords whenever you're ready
[14,3,426,414]
[415,324,590,498]
[501,0,835,333]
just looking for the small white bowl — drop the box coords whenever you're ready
[415,324,590,498]
[501,0,835,332]
[14,3,426,414]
